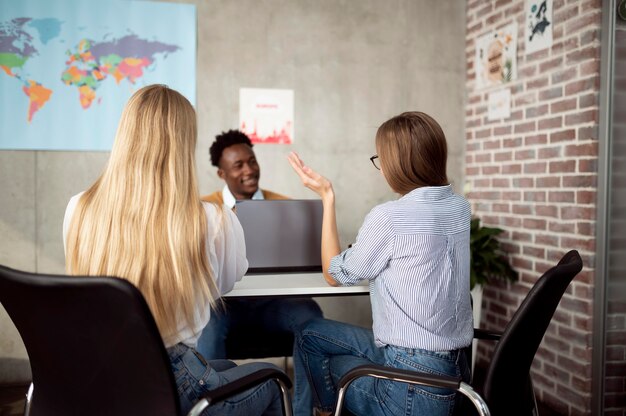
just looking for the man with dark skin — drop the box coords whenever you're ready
[197,131,323,382]
[201,130,287,207]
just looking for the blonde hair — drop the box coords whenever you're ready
[65,85,219,340]
[376,111,448,195]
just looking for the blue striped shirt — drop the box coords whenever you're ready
[329,185,473,351]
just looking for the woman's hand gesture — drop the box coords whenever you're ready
[287,152,334,204]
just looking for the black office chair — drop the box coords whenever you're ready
[333,249,583,416]
[0,264,293,416]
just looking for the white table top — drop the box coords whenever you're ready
[224,272,370,298]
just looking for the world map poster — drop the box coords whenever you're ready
[0,0,195,151]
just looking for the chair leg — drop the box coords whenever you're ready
[24,383,33,416]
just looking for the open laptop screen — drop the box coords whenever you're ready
[235,199,323,274]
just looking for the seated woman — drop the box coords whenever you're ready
[63,84,283,416]
[288,111,473,416]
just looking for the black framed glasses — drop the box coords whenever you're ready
[370,155,380,170]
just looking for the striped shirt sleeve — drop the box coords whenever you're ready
[328,205,394,285]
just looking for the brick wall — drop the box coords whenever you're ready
[464,0,601,414]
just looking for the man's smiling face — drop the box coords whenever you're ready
[217,143,260,200]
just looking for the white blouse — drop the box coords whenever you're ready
[63,193,248,348]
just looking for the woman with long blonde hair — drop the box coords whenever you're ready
[63,84,282,415]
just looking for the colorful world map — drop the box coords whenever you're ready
[0,16,180,122]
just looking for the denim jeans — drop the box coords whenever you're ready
[167,343,283,415]
[196,297,323,359]
[293,318,471,416]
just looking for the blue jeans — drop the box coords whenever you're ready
[168,343,283,415]
[293,319,471,416]
[196,297,323,359]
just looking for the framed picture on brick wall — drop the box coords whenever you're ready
[475,22,518,90]
[525,0,553,54]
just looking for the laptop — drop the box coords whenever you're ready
[235,199,323,274]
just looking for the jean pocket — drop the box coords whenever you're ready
[387,351,457,399]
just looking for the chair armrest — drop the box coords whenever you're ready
[334,364,490,416]
[474,328,502,341]
[337,364,461,390]
[187,368,293,416]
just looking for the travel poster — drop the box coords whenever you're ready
[239,88,294,144]
[475,22,518,90]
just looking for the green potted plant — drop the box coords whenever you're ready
[470,217,518,290]
[469,217,517,371]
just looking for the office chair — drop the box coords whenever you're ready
[333,249,583,416]
[0,264,293,416]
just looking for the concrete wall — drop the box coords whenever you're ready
[0,0,467,382]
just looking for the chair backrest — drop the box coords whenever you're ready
[0,264,181,416]
[481,250,583,415]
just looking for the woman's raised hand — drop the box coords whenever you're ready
[287,152,334,203]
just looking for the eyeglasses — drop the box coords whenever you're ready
[370,155,380,170]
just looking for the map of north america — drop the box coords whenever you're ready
[0,17,180,122]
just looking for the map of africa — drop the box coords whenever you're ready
[0,0,195,150]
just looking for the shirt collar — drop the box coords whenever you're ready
[401,184,453,201]
[222,185,264,209]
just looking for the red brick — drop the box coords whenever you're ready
[483,139,501,150]
[549,222,576,233]
[515,92,537,107]
[537,176,562,187]
[566,45,601,65]
[482,166,500,175]
[580,59,600,76]
[514,121,536,134]
[476,128,492,138]
[539,87,564,101]
[551,66,578,85]
[562,235,595,251]
[503,137,522,147]
[549,160,576,173]
[502,191,521,200]
[513,178,535,188]
[502,163,522,174]
[536,205,559,218]
[578,159,597,173]
[561,206,596,220]
[526,48,551,62]
[551,98,577,113]
[527,76,549,90]
[526,104,549,118]
[555,4,581,23]
[566,109,598,125]
[565,142,598,157]
[565,11,602,35]
[493,203,510,213]
[539,116,563,130]
[565,76,600,95]
[551,36,581,55]
[524,134,547,147]
[576,190,596,204]
[578,125,599,140]
[550,129,576,143]
[536,233,559,246]
[563,175,597,187]
[513,204,532,215]
[549,191,576,203]
[524,162,547,174]
[540,57,564,73]
[475,153,491,163]
[524,191,547,202]
[492,178,510,187]
[515,149,536,160]
[494,125,512,135]
[539,147,562,159]
[579,93,598,108]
